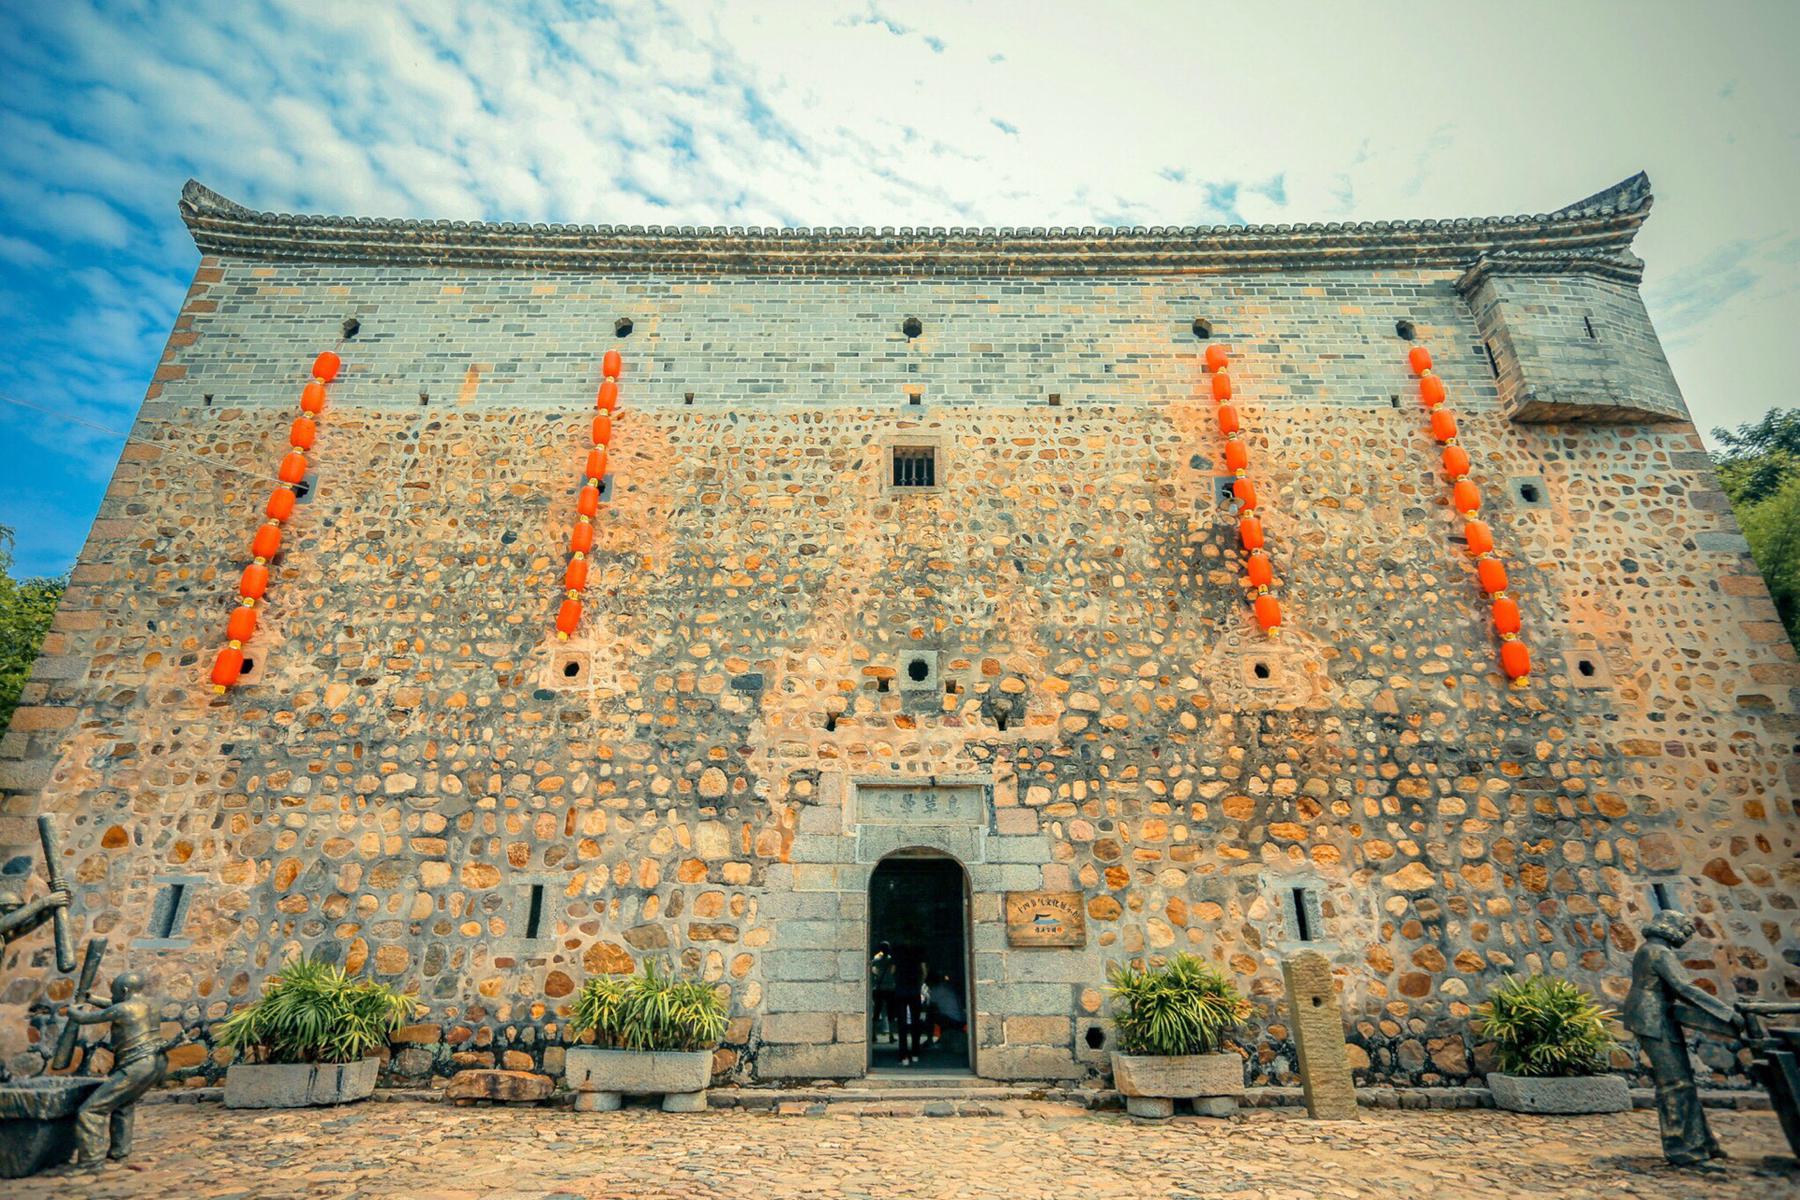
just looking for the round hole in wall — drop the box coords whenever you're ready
[1311,995,1323,1007]
[1395,318,1417,340]
[614,317,634,338]
[1252,661,1271,680]
[902,316,923,339]
[1191,317,1213,340]
[1085,1026,1106,1050]
[1577,659,1596,678]
[240,657,255,675]
[562,660,581,679]
[907,657,931,682]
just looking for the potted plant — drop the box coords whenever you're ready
[1476,974,1629,1114]
[217,954,415,1109]
[565,961,728,1112]
[1107,952,1251,1119]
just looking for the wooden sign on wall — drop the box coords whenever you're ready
[1005,891,1086,947]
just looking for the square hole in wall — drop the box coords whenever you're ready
[1564,649,1611,689]
[1214,476,1238,506]
[1509,476,1549,509]
[898,650,940,691]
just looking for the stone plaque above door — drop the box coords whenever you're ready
[853,781,987,826]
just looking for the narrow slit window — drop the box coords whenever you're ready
[1583,315,1597,340]
[525,883,546,939]
[1484,341,1501,379]
[893,447,936,488]
[153,883,188,939]
[1290,886,1314,942]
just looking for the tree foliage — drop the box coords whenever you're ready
[1711,409,1800,654]
[0,525,66,731]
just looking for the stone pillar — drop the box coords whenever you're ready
[1281,951,1358,1120]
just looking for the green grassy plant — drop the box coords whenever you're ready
[1475,975,1617,1077]
[1106,952,1250,1057]
[573,961,728,1053]
[216,954,415,1064]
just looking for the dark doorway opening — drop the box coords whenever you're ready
[868,853,972,1074]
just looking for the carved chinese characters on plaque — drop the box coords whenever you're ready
[1005,891,1086,947]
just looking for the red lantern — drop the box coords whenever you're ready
[1254,594,1282,632]
[602,349,623,380]
[596,380,619,412]
[266,487,296,522]
[1442,445,1471,479]
[1452,479,1481,515]
[300,382,327,414]
[1499,638,1530,681]
[570,521,595,555]
[211,646,244,689]
[1233,478,1258,510]
[577,485,600,517]
[1210,372,1233,402]
[565,557,590,591]
[1204,345,1230,371]
[585,448,609,482]
[1238,516,1265,551]
[278,451,308,485]
[1492,596,1522,636]
[1430,408,1458,443]
[1477,557,1509,595]
[312,351,342,382]
[227,604,259,644]
[251,523,282,561]
[1224,440,1249,473]
[1245,551,1273,588]
[1419,375,1447,407]
[556,597,583,636]
[1216,404,1240,436]
[1464,521,1495,557]
[239,562,269,599]
[1408,346,1433,374]
[592,413,613,446]
[289,416,317,450]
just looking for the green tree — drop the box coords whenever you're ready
[1712,409,1800,654]
[0,526,67,730]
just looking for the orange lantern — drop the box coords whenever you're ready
[1254,594,1282,632]
[1452,479,1481,515]
[289,416,317,450]
[210,646,244,689]
[1409,346,1433,374]
[1238,516,1264,551]
[1499,638,1530,682]
[1419,375,1447,407]
[1464,521,1495,557]
[1430,408,1458,443]
[1224,439,1249,473]
[312,351,342,382]
[1216,405,1240,436]
[1492,596,1522,636]
[239,562,269,599]
[251,523,282,561]
[577,485,600,517]
[592,414,613,446]
[266,487,296,522]
[1233,477,1258,510]
[585,448,609,482]
[278,451,308,484]
[603,349,623,379]
[1442,445,1471,479]
[1204,345,1230,371]
[565,557,590,591]
[1477,557,1509,595]
[226,604,259,644]
[596,380,619,412]
[570,521,595,555]
[1210,372,1233,402]
[1246,551,1273,589]
[556,598,583,638]
[300,382,327,414]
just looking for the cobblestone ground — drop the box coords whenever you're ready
[19,1102,1799,1200]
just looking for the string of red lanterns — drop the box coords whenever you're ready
[1406,342,1529,687]
[556,348,622,640]
[1206,344,1281,637]
[210,349,342,691]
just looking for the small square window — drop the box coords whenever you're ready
[1510,477,1548,509]
[892,447,936,488]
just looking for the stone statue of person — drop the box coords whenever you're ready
[1621,910,1744,1167]
[60,972,168,1166]
[0,882,70,947]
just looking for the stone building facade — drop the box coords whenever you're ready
[2,174,1794,1088]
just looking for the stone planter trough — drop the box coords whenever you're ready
[565,1047,712,1112]
[1111,1050,1245,1119]
[1487,1072,1631,1115]
[0,1077,103,1178]
[224,1058,381,1109]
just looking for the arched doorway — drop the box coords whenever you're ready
[868,851,973,1074]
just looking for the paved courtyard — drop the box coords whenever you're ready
[18,1101,1798,1200]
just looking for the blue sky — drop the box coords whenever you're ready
[2,0,1796,577]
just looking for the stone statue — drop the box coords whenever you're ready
[1621,910,1744,1167]
[57,973,167,1166]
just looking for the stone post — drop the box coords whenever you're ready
[1281,951,1358,1120]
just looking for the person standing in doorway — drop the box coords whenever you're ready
[892,944,927,1065]
[869,941,897,1044]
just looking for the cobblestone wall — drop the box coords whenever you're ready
[2,257,1794,1090]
